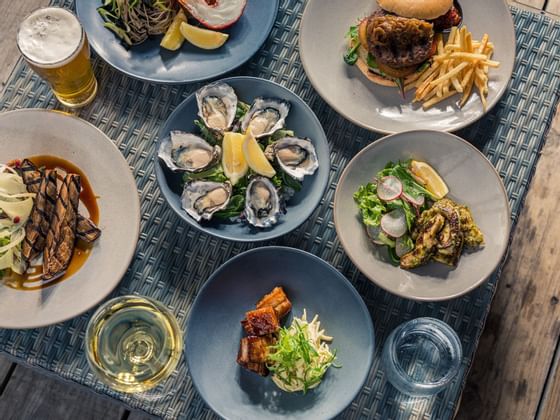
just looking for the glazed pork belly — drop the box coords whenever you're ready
[237,335,275,376]
[242,306,279,336]
[256,286,292,319]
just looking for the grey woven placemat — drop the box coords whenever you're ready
[1,1,559,419]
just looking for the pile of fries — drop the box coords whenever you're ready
[414,26,500,110]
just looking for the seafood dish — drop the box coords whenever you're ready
[354,160,483,269]
[158,82,320,229]
[237,287,338,393]
[98,0,246,51]
[0,157,101,289]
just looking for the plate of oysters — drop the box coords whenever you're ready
[155,76,331,242]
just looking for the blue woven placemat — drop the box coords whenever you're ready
[1,1,559,419]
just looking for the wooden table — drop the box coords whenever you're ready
[0,1,559,419]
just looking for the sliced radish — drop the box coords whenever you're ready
[402,191,425,207]
[395,235,414,257]
[377,176,402,201]
[365,225,384,245]
[380,208,407,238]
[180,0,247,30]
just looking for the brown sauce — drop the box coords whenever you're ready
[3,155,99,291]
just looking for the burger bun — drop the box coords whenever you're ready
[377,0,453,20]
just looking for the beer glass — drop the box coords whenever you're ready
[17,7,98,108]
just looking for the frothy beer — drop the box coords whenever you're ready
[17,7,97,108]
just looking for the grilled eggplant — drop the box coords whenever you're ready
[18,159,44,194]
[43,174,81,281]
[18,159,101,244]
[22,169,58,264]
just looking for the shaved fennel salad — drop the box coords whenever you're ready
[267,309,339,393]
[0,164,35,277]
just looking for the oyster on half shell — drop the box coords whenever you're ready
[244,176,282,228]
[265,137,319,181]
[196,82,237,132]
[240,98,290,138]
[182,181,232,222]
[158,131,221,173]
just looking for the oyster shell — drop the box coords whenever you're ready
[181,181,232,222]
[265,137,319,181]
[240,98,290,138]
[196,82,237,132]
[244,177,281,228]
[158,131,221,173]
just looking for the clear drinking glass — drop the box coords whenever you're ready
[85,295,183,393]
[17,7,98,108]
[381,317,462,397]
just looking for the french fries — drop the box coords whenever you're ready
[415,26,500,110]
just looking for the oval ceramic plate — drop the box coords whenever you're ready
[155,76,330,242]
[186,246,375,420]
[299,0,515,133]
[0,109,140,328]
[76,0,279,83]
[334,130,510,301]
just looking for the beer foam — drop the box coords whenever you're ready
[18,8,83,67]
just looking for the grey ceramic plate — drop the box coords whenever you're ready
[76,0,279,83]
[334,130,510,301]
[0,110,140,328]
[186,246,375,419]
[155,76,330,242]
[299,0,515,134]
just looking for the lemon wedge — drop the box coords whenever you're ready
[242,130,276,178]
[410,160,449,199]
[222,132,248,185]
[160,10,187,51]
[179,22,229,50]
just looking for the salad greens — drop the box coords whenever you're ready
[343,25,360,65]
[354,161,434,264]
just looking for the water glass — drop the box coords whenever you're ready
[381,317,462,397]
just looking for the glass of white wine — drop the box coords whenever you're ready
[85,295,183,393]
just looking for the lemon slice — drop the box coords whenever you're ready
[242,130,276,178]
[222,132,248,185]
[410,160,449,199]
[160,10,187,51]
[179,22,229,50]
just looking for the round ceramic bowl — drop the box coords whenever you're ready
[334,130,510,301]
[155,76,330,242]
[299,0,515,133]
[0,109,140,328]
[185,246,375,419]
[76,0,279,83]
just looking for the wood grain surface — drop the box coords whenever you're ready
[0,0,49,89]
[457,105,560,420]
[0,0,560,419]
[0,363,127,420]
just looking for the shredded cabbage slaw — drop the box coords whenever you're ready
[267,309,338,393]
[0,164,35,276]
